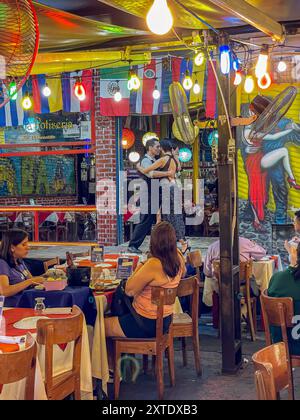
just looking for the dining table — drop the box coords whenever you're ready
[0,307,93,400]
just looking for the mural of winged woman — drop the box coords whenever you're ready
[240,99,300,231]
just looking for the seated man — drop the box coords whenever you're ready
[203,236,266,307]
[267,241,300,355]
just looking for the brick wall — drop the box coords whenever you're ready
[0,196,78,206]
[94,80,118,245]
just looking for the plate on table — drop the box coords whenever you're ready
[95,263,113,268]
[13,316,50,330]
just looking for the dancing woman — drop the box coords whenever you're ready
[137,139,190,254]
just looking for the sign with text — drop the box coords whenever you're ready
[116,257,134,280]
[91,246,104,262]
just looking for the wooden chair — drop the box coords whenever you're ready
[0,333,37,400]
[173,276,202,376]
[187,250,202,283]
[36,305,84,400]
[260,289,300,399]
[252,342,293,400]
[43,257,60,273]
[112,286,178,400]
[213,260,257,341]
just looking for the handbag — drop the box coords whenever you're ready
[110,279,148,331]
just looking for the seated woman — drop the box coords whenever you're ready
[267,241,300,355]
[0,229,44,307]
[105,221,186,339]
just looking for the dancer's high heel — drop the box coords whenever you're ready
[181,241,191,255]
[287,177,300,190]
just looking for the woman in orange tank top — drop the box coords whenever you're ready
[105,222,186,339]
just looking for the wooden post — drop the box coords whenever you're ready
[215,47,242,374]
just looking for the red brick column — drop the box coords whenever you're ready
[94,90,118,245]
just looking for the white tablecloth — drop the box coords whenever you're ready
[0,312,93,400]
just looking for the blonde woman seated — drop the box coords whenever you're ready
[105,222,186,338]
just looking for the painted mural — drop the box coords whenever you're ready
[237,83,300,258]
[0,156,76,196]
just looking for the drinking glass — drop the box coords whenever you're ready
[34,297,46,314]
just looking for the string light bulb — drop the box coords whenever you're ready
[42,84,51,97]
[194,51,204,66]
[257,72,272,90]
[146,0,173,35]
[22,93,32,110]
[127,71,140,91]
[219,45,231,75]
[233,56,240,72]
[277,59,287,72]
[183,70,193,90]
[153,85,160,100]
[74,79,86,101]
[255,45,269,79]
[114,82,122,102]
[193,80,201,95]
[233,71,242,86]
[8,81,17,100]
[244,75,255,94]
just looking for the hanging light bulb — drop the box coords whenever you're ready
[277,59,287,72]
[193,80,201,95]
[8,81,17,100]
[153,85,160,100]
[22,93,32,110]
[131,74,140,90]
[257,72,272,90]
[74,79,86,101]
[42,84,51,97]
[129,151,141,163]
[255,45,269,79]
[233,56,240,72]
[219,45,231,75]
[183,70,193,90]
[146,0,173,35]
[244,75,255,94]
[114,83,122,102]
[194,51,204,67]
[233,71,242,86]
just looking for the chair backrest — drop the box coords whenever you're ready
[43,257,60,273]
[260,289,294,347]
[151,286,178,342]
[187,250,202,268]
[252,342,293,400]
[36,306,83,396]
[177,276,200,332]
[213,259,253,293]
[0,333,37,400]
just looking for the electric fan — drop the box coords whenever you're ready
[0,0,39,108]
[169,82,199,145]
[249,86,297,141]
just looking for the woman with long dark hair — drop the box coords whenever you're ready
[0,229,44,306]
[137,139,189,254]
[268,241,300,355]
[105,222,185,338]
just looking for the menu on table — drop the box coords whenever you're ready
[91,245,104,262]
[116,258,134,280]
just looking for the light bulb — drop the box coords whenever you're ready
[146,0,173,35]
[233,71,242,86]
[255,46,269,79]
[219,45,231,75]
[129,151,141,163]
[194,52,204,67]
[233,57,240,72]
[127,78,133,91]
[193,81,201,95]
[257,72,271,90]
[42,84,51,97]
[122,139,128,147]
[183,71,193,90]
[22,94,32,110]
[277,60,287,72]
[244,75,255,94]
[8,81,17,100]
[114,90,122,102]
[131,75,140,90]
[74,81,86,101]
[153,86,160,100]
